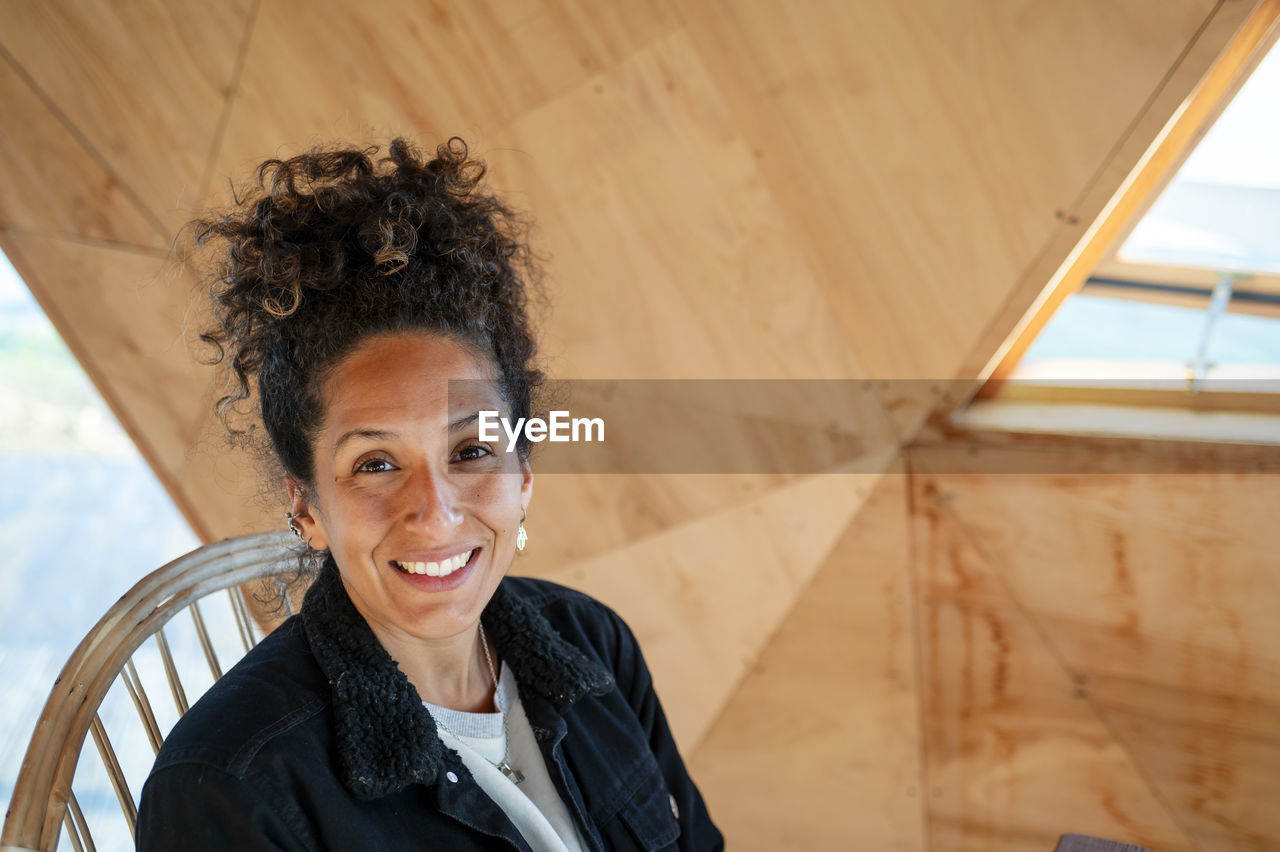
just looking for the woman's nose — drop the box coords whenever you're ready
[403,466,463,531]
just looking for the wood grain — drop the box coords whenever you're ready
[932,473,1280,706]
[929,468,1280,851]
[211,0,680,195]
[0,0,253,236]
[678,0,1222,380]
[1094,681,1280,852]
[487,30,866,381]
[911,475,1193,852]
[0,59,157,246]
[690,473,925,851]
[516,473,803,571]
[532,471,879,748]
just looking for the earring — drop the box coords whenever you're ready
[516,511,528,552]
[286,512,302,538]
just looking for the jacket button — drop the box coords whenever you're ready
[446,771,459,783]
[668,793,679,820]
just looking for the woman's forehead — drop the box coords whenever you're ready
[319,333,506,430]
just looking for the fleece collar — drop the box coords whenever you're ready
[299,558,613,800]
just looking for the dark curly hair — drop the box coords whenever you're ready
[191,137,543,490]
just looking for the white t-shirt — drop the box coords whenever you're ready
[424,664,587,852]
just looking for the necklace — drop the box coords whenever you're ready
[478,624,525,784]
[432,624,525,785]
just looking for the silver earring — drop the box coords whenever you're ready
[516,511,528,552]
[286,512,302,538]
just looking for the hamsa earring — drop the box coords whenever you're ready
[516,511,528,552]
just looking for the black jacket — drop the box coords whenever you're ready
[136,562,723,851]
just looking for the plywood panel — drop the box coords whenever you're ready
[489,30,865,381]
[532,471,879,747]
[912,477,1191,852]
[679,0,1224,379]
[1090,677,1280,852]
[0,59,157,245]
[212,0,680,189]
[518,473,801,571]
[929,468,1280,850]
[690,474,925,851]
[0,0,253,236]
[932,472,1280,707]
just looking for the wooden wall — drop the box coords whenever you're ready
[690,455,1279,851]
[911,464,1279,851]
[2,1,1275,848]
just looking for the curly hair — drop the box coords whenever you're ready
[191,137,543,489]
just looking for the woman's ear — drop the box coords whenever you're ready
[286,477,329,551]
[519,458,533,515]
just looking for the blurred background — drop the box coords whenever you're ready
[1,1,1277,849]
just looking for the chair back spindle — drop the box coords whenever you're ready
[0,532,300,852]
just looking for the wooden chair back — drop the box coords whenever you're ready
[1,532,300,852]
[1055,833,1157,851]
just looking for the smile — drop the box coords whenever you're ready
[393,548,477,577]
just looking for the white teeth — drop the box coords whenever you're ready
[396,549,474,578]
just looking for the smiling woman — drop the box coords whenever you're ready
[136,139,722,851]
[297,333,532,685]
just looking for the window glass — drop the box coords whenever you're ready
[1023,293,1280,367]
[1119,42,1280,273]
[0,250,199,811]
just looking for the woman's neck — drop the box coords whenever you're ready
[372,623,497,713]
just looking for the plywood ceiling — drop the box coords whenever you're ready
[3,1,1275,848]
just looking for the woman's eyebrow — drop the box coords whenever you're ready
[449,411,486,433]
[332,415,483,457]
[332,428,396,459]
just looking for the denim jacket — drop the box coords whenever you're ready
[136,561,723,851]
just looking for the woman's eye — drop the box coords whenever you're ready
[354,457,396,474]
[453,443,492,463]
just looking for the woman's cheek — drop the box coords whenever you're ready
[340,488,395,527]
[473,473,524,507]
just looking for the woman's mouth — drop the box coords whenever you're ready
[393,548,477,577]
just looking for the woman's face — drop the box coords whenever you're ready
[290,332,532,644]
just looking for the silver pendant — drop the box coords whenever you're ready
[498,760,525,785]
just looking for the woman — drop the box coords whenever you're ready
[137,139,722,851]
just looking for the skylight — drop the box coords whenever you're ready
[1011,40,1280,389]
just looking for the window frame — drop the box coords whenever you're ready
[959,2,1280,440]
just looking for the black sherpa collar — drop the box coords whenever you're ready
[299,558,613,800]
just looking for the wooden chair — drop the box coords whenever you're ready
[1056,834,1157,851]
[1,532,300,852]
